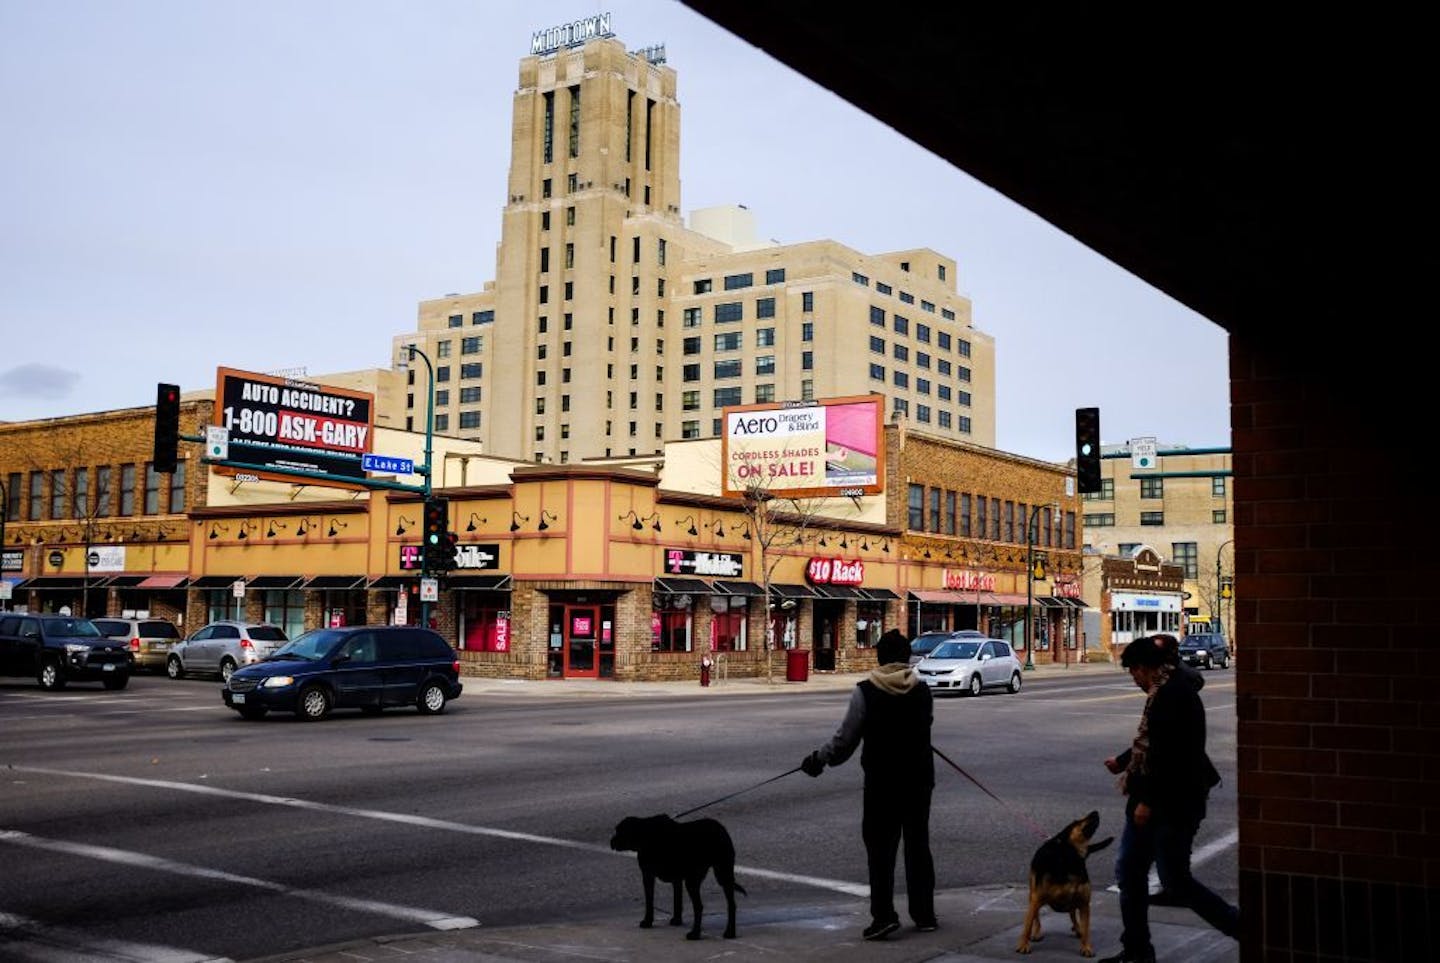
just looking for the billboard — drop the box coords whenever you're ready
[721,395,885,498]
[213,367,375,488]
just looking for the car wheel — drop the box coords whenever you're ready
[238,706,268,721]
[167,656,185,680]
[298,685,331,721]
[38,659,66,691]
[219,658,237,682]
[966,674,983,697]
[1008,671,1022,694]
[103,673,130,691]
[417,680,449,714]
[1219,652,1230,669]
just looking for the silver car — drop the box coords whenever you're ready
[92,617,182,673]
[908,629,986,666]
[914,637,1023,696]
[166,620,289,682]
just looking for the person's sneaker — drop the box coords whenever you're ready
[914,919,939,932]
[862,919,901,941]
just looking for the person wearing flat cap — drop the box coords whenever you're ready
[800,628,936,941]
[1098,634,1239,963]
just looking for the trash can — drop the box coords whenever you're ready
[786,649,810,682]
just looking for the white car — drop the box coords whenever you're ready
[914,637,1023,696]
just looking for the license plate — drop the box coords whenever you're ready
[232,693,246,704]
[103,663,115,672]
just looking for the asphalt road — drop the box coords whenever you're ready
[0,668,1238,961]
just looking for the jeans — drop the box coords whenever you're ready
[861,783,935,926]
[1115,801,1239,955]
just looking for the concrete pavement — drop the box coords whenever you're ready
[248,660,1239,963]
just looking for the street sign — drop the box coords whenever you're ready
[232,579,246,599]
[420,577,438,602]
[206,426,230,460]
[362,454,415,475]
[0,582,12,600]
[1131,436,1158,470]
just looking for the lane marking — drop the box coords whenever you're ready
[1103,827,1241,895]
[7,766,868,897]
[0,909,233,962]
[0,830,477,931]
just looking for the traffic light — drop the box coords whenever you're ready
[422,497,454,572]
[153,383,181,473]
[1074,406,1101,494]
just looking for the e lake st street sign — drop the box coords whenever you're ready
[362,454,415,475]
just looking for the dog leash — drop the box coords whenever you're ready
[673,766,803,819]
[931,745,1050,839]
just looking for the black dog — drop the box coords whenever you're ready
[1015,810,1114,957]
[609,814,747,940]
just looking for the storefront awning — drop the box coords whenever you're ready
[302,575,367,591]
[654,577,713,595]
[138,574,187,589]
[19,576,106,590]
[367,576,412,591]
[1035,596,1065,608]
[105,575,148,588]
[813,584,865,599]
[1057,597,1088,608]
[446,574,512,591]
[245,576,305,591]
[769,583,818,599]
[908,589,977,604]
[983,592,1032,606]
[3,576,29,591]
[712,580,763,596]
[859,587,900,601]
[189,575,247,590]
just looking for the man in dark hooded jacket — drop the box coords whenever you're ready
[1098,634,1238,963]
[800,628,936,940]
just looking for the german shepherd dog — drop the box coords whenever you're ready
[1015,810,1114,957]
[610,814,747,940]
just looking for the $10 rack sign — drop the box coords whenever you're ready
[806,557,864,586]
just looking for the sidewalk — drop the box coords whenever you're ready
[252,658,1245,963]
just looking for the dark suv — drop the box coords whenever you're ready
[1178,632,1231,669]
[0,614,134,690]
[222,625,463,721]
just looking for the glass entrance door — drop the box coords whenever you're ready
[565,606,599,678]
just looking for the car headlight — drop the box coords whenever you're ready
[64,643,88,655]
[260,676,295,688]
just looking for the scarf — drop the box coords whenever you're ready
[1120,663,1172,794]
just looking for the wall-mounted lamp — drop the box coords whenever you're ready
[510,511,529,532]
[13,533,25,544]
[208,523,230,540]
[817,533,828,547]
[620,510,644,531]
[465,512,485,532]
[538,510,558,532]
[155,525,172,541]
[712,519,726,537]
[326,518,348,538]
[395,515,416,536]
[882,539,891,554]
[861,537,870,551]
[294,516,317,537]
[839,534,849,549]
[644,512,662,532]
[265,519,288,539]
[676,514,698,536]
[923,546,932,559]
[236,520,257,540]
[55,528,69,544]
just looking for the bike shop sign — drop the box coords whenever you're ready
[664,550,743,578]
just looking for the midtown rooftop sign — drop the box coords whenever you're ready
[531,13,614,55]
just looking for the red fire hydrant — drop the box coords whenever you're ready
[700,653,714,687]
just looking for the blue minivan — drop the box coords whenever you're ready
[222,625,463,721]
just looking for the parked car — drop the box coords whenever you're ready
[0,613,134,690]
[914,637,1023,696]
[1178,633,1230,669]
[221,625,463,721]
[93,617,182,673]
[908,629,986,665]
[167,620,289,682]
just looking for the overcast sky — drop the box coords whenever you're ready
[0,0,1229,463]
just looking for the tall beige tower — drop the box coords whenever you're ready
[404,33,996,464]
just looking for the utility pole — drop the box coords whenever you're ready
[400,344,436,628]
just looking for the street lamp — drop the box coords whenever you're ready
[1215,538,1234,638]
[397,343,437,627]
[1024,501,1059,671]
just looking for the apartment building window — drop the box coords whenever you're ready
[756,327,776,347]
[630,336,639,352]
[714,331,741,351]
[723,272,753,290]
[542,210,551,230]
[1172,542,1199,579]
[50,469,66,518]
[937,359,950,376]
[683,364,700,382]
[455,387,481,404]
[460,363,482,379]
[1213,477,1227,497]
[876,281,892,295]
[448,314,462,328]
[958,390,972,407]
[536,371,546,386]
[682,420,700,439]
[907,484,924,530]
[869,363,885,381]
[683,336,701,355]
[694,278,712,294]
[755,355,775,375]
[916,323,931,343]
[563,368,571,383]
[655,394,663,412]
[959,493,971,537]
[1085,513,1116,527]
[535,425,546,442]
[683,307,702,327]
[168,463,185,512]
[942,307,955,320]
[71,467,88,517]
[916,404,931,423]
[893,315,909,336]
[565,281,574,300]
[938,332,952,350]
[893,398,909,416]
[658,238,666,266]
[657,309,664,327]
[563,341,572,357]
[893,371,909,388]
[921,300,935,313]
[957,365,972,382]
[631,307,640,325]
[539,285,548,304]
[459,411,481,430]
[958,339,972,357]
[540,247,550,273]
[629,391,638,410]
[992,498,1003,541]
[975,493,987,538]
[433,342,452,360]
[916,378,931,395]
[766,268,785,284]
[1083,478,1115,501]
[628,421,637,437]
[893,344,909,362]
[568,84,580,156]
[938,264,947,281]
[1004,501,1015,542]
[535,398,545,415]
[928,487,941,533]
[473,310,494,326]
[715,302,743,323]
[899,291,914,304]
[1140,477,1164,499]
[538,316,548,333]
[937,385,951,402]
[435,389,451,407]
[632,236,640,264]
[561,395,570,412]
[870,335,885,354]
[542,178,551,198]
[1140,511,1165,526]
[801,350,813,370]
[801,321,813,341]
[1213,509,1227,524]
[682,390,700,411]
[801,379,814,401]
[542,90,554,162]
[945,491,956,535]
[461,337,482,354]
[870,306,886,326]
[938,410,952,428]
[95,466,111,517]
[755,384,775,403]
[853,272,870,286]
[802,291,814,312]
[560,424,570,440]
[756,297,775,319]
[714,359,742,379]
[958,415,972,433]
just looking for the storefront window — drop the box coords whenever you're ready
[263,590,306,639]
[461,596,511,652]
[655,607,692,652]
[205,589,240,624]
[710,597,748,651]
[855,603,884,647]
